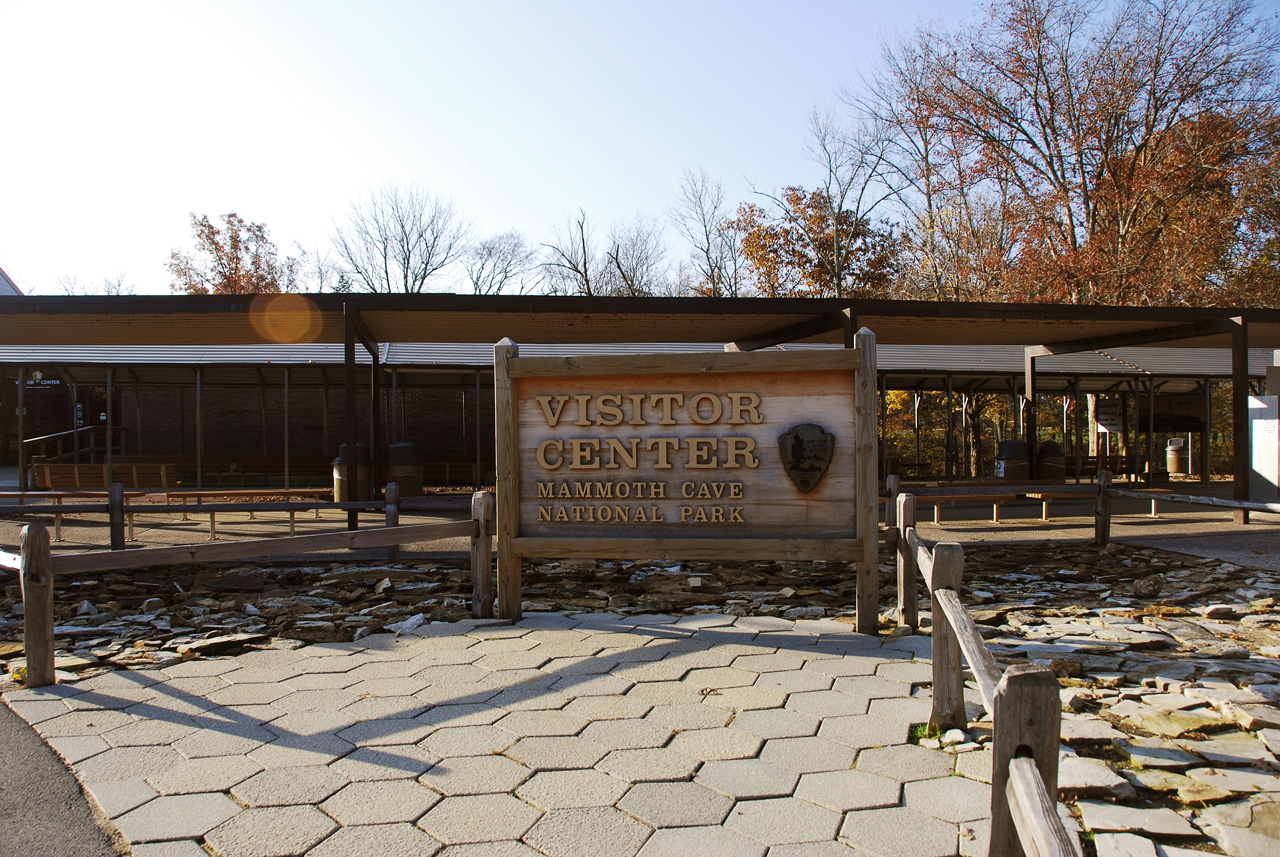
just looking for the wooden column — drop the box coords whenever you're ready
[853,323,879,636]
[494,339,521,620]
[195,368,204,490]
[475,370,483,491]
[1024,350,1037,478]
[1146,378,1156,482]
[1073,378,1083,484]
[259,371,269,455]
[344,304,359,530]
[371,349,383,494]
[1202,380,1212,485]
[134,376,143,455]
[283,367,291,490]
[20,524,54,687]
[105,366,115,484]
[390,369,399,444]
[16,363,26,491]
[1231,317,1250,523]
[945,376,955,481]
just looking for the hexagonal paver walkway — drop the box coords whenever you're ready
[3,612,993,856]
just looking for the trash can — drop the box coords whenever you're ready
[1036,440,1066,482]
[1166,437,1189,476]
[996,440,1030,480]
[333,443,372,502]
[386,442,424,497]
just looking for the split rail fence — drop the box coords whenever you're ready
[894,491,1079,857]
[0,485,499,691]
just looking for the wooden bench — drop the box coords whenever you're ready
[918,493,1017,524]
[1023,492,1091,521]
[33,463,178,493]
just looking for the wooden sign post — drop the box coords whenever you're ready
[494,332,879,632]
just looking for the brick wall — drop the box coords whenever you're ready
[120,383,496,463]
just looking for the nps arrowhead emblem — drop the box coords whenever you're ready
[778,423,835,494]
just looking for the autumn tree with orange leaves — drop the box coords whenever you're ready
[168,213,299,295]
[862,0,1280,306]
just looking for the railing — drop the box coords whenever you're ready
[896,493,1079,857]
[21,425,124,463]
[0,486,499,689]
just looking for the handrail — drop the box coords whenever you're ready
[931,586,1002,712]
[1007,757,1079,857]
[898,491,1077,857]
[1108,486,1280,515]
[0,550,19,571]
[20,426,97,446]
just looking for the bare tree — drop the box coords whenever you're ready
[57,274,135,296]
[542,209,599,295]
[543,210,671,296]
[603,216,668,296]
[333,184,471,293]
[466,231,539,295]
[669,168,745,297]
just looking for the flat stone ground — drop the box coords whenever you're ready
[2,613,996,857]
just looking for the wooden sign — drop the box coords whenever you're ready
[493,332,880,631]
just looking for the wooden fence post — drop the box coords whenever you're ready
[108,482,125,551]
[1094,469,1112,547]
[854,326,879,636]
[885,474,901,550]
[991,663,1063,857]
[385,482,400,562]
[20,524,55,688]
[471,490,495,619]
[896,493,918,629]
[929,542,967,731]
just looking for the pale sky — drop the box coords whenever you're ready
[2,1,981,295]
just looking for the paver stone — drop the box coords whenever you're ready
[523,806,652,857]
[113,793,242,843]
[204,805,336,857]
[635,826,766,857]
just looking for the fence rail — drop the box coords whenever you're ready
[899,493,1078,857]
[6,488,498,690]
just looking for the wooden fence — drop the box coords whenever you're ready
[896,493,1080,857]
[0,487,499,689]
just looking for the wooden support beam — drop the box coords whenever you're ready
[1025,349,1038,478]
[854,326,879,636]
[1231,317,1250,523]
[1026,318,1235,357]
[725,312,845,352]
[494,339,521,621]
[344,303,359,530]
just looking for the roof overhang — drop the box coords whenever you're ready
[2,294,1279,351]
